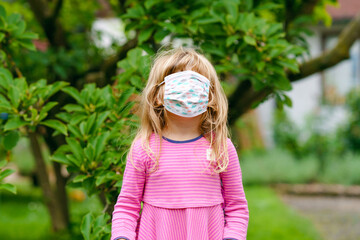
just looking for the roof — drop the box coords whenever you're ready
[327,0,360,20]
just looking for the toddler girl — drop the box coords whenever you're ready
[111,46,249,240]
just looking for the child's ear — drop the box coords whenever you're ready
[154,96,163,107]
[155,87,164,107]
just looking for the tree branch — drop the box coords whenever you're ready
[52,0,64,20]
[228,12,360,125]
[27,0,67,47]
[289,12,360,81]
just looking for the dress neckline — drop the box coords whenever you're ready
[162,134,203,143]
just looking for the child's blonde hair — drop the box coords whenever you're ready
[128,45,230,174]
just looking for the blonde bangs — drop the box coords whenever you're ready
[128,45,230,175]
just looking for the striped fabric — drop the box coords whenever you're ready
[111,133,249,240]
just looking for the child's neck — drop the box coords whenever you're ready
[163,111,202,141]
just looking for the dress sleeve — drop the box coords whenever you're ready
[111,139,147,240]
[220,138,249,240]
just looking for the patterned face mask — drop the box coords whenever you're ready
[157,70,210,117]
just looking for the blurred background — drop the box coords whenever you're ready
[0,0,360,240]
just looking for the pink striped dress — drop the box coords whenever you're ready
[111,133,249,240]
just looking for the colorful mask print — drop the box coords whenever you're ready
[158,70,210,117]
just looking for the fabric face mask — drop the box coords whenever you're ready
[157,70,210,117]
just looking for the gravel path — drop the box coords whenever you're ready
[280,194,360,240]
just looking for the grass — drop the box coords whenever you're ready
[0,180,102,240]
[240,148,360,185]
[246,186,322,240]
[0,180,322,240]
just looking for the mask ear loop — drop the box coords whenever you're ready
[157,80,165,87]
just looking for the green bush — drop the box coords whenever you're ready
[241,148,318,185]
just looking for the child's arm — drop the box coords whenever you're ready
[111,140,146,240]
[220,139,249,240]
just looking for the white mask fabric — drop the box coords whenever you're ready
[158,70,210,117]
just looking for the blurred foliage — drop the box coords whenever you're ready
[273,87,360,176]
[343,88,360,152]
[273,108,302,158]
[272,108,335,174]
[242,147,360,185]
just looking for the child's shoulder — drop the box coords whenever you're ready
[226,137,235,147]
[130,133,157,155]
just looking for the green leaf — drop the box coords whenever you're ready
[138,26,155,44]
[73,174,90,183]
[0,160,6,168]
[79,122,86,136]
[18,32,38,40]
[14,77,28,95]
[85,113,97,135]
[45,81,69,100]
[201,42,225,57]
[7,13,21,25]
[226,35,239,47]
[62,86,83,104]
[0,5,6,18]
[0,95,12,112]
[4,118,27,131]
[123,5,145,19]
[51,154,75,166]
[0,168,15,181]
[244,35,256,46]
[92,214,111,236]
[196,17,219,25]
[274,76,292,91]
[81,213,93,240]
[93,132,110,161]
[130,76,143,89]
[0,49,6,61]
[8,85,20,108]
[95,172,116,186]
[84,144,95,162]
[63,104,84,112]
[94,111,110,130]
[158,22,177,32]
[66,154,81,168]
[0,67,13,90]
[12,20,25,37]
[68,124,82,139]
[127,48,144,69]
[2,131,20,150]
[41,119,68,136]
[0,183,17,194]
[38,102,58,121]
[69,114,87,125]
[153,29,169,43]
[278,59,299,73]
[144,0,163,9]
[283,94,293,107]
[65,137,84,162]
[118,87,135,107]
[17,38,36,51]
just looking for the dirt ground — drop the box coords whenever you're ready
[280,194,360,240]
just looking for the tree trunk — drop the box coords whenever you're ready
[41,129,70,229]
[28,130,67,231]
